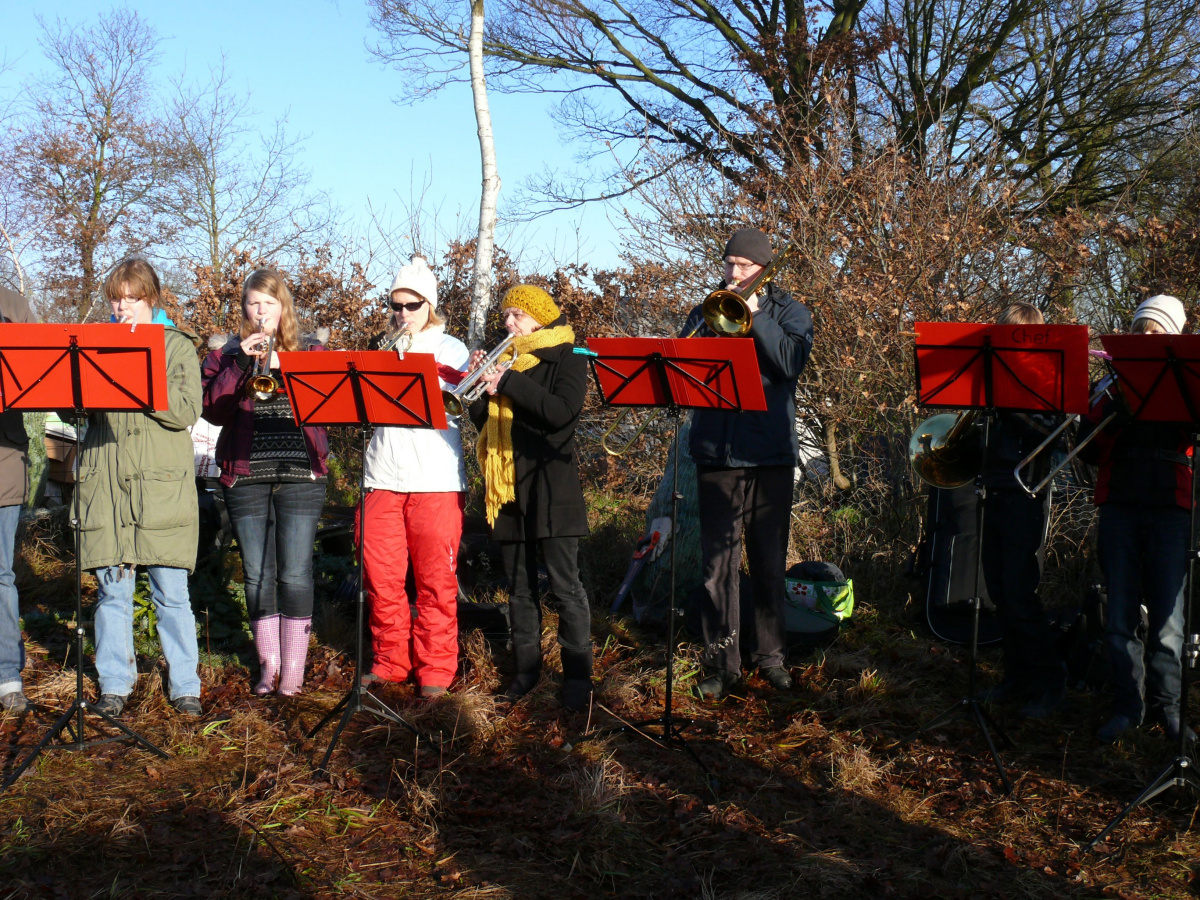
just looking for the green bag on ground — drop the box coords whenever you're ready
[784,573,855,634]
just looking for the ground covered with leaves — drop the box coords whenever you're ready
[2,508,1199,900]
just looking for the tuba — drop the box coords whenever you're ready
[600,245,790,456]
[908,410,982,488]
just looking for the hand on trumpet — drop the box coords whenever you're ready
[468,348,508,396]
[240,331,279,370]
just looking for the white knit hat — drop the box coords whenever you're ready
[1133,294,1186,335]
[389,255,438,308]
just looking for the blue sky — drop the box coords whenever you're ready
[0,0,628,271]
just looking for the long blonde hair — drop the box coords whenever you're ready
[240,268,301,352]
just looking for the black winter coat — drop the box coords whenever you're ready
[468,342,590,540]
[682,282,813,467]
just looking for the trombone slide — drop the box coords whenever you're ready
[1013,374,1121,496]
[1012,411,1117,497]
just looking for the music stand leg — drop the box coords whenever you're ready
[4,408,168,791]
[585,408,717,794]
[309,425,431,774]
[906,413,1014,795]
[1086,429,1200,851]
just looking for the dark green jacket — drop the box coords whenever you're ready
[78,326,202,572]
[0,286,35,507]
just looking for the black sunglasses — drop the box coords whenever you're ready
[390,299,427,312]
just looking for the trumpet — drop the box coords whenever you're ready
[442,333,518,416]
[379,323,413,355]
[600,245,790,456]
[1013,371,1120,496]
[245,319,281,401]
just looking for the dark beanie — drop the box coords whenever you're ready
[723,228,773,265]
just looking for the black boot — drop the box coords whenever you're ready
[505,643,543,701]
[560,647,594,712]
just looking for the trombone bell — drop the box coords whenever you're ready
[700,290,753,337]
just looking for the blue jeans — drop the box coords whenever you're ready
[94,565,201,700]
[1098,502,1189,722]
[0,505,23,696]
[223,481,326,619]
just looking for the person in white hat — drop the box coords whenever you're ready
[359,256,468,698]
[1131,294,1186,335]
[1078,294,1195,744]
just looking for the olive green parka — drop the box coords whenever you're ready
[77,326,202,573]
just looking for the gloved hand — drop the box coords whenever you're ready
[648,516,672,561]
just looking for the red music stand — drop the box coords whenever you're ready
[914,322,1090,414]
[1,324,171,791]
[1084,334,1200,851]
[582,337,764,786]
[277,350,447,774]
[908,322,1090,796]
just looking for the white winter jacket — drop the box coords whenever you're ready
[363,324,468,493]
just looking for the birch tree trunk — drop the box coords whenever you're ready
[0,222,25,295]
[467,0,500,349]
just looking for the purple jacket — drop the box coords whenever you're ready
[201,336,330,487]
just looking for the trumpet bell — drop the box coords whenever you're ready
[442,390,465,417]
[701,289,753,336]
[247,373,280,402]
[909,413,980,489]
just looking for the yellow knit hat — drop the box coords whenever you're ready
[501,284,562,326]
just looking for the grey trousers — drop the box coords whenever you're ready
[499,537,593,678]
[695,464,793,674]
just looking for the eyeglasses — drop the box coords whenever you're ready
[390,300,426,312]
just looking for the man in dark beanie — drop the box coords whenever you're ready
[682,227,813,701]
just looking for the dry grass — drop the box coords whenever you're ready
[3,495,1198,899]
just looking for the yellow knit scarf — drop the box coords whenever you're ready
[477,324,576,525]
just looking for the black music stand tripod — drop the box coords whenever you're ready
[905,336,1059,795]
[1086,346,1200,851]
[3,337,168,790]
[907,408,1014,794]
[290,359,437,774]
[583,345,765,793]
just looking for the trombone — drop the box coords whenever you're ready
[245,319,281,401]
[1012,371,1120,496]
[442,333,518,416]
[600,245,790,456]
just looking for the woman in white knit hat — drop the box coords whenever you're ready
[1078,294,1195,744]
[358,256,468,697]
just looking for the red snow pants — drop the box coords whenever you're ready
[358,490,464,687]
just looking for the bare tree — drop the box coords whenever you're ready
[368,0,1200,214]
[4,10,176,320]
[367,0,866,198]
[866,0,1200,207]
[165,59,334,279]
[0,57,34,294]
[467,0,501,348]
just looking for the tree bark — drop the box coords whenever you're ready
[467,0,501,349]
[0,222,25,295]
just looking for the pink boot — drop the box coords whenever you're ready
[249,615,281,695]
[278,616,312,696]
